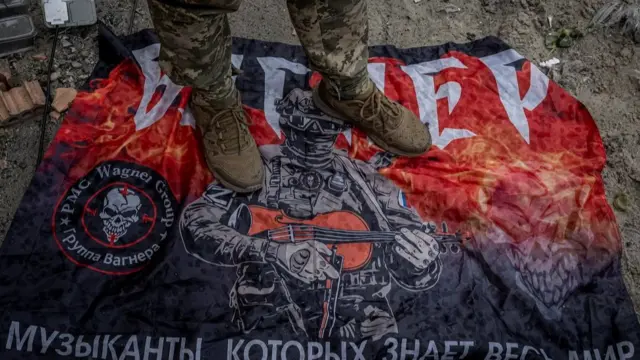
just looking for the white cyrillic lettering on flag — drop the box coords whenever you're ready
[384,338,398,360]
[75,335,92,357]
[55,333,74,356]
[143,336,164,360]
[480,49,549,144]
[244,339,267,360]
[401,57,475,149]
[227,339,243,360]
[6,322,37,352]
[132,44,185,131]
[484,342,503,360]
[119,335,140,360]
[40,327,59,354]
[401,338,420,360]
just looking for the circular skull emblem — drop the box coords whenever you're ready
[54,161,175,275]
[81,182,157,249]
[99,187,142,242]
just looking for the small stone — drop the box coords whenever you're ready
[440,4,461,13]
[81,50,90,57]
[50,111,61,121]
[0,158,7,170]
[61,39,72,48]
[613,193,630,212]
[604,56,615,67]
[630,70,640,91]
[620,48,632,58]
[32,53,47,61]
[71,62,82,69]
[550,68,562,83]
[70,47,77,53]
[50,72,60,81]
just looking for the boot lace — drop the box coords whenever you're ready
[209,106,251,154]
[359,90,403,135]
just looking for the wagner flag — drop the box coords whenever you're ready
[0,25,638,360]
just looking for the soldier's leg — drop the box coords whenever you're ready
[147,0,239,107]
[147,0,264,193]
[286,0,370,98]
[287,0,432,157]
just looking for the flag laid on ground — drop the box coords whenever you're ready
[0,25,638,360]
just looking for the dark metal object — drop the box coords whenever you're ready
[0,15,37,58]
[0,0,30,17]
[36,26,60,167]
[128,0,138,34]
[42,0,97,28]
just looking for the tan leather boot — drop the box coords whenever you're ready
[191,91,264,193]
[313,80,431,156]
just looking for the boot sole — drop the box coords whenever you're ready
[213,169,264,193]
[312,88,428,158]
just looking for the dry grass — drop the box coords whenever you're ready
[592,0,640,38]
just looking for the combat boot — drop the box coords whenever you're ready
[191,90,264,193]
[313,80,431,156]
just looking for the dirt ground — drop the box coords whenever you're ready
[0,0,639,315]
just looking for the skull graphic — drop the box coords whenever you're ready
[99,187,142,242]
[506,236,583,320]
[475,223,615,321]
[505,231,613,320]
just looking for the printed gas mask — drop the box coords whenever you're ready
[276,88,346,168]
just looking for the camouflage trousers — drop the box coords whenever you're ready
[147,0,371,108]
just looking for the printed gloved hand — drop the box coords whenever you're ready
[361,306,398,341]
[392,228,440,270]
[270,241,340,284]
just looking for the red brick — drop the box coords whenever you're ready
[0,81,46,125]
[52,88,77,113]
[24,81,45,106]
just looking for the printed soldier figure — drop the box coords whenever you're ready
[146,0,432,192]
[180,89,443,341]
